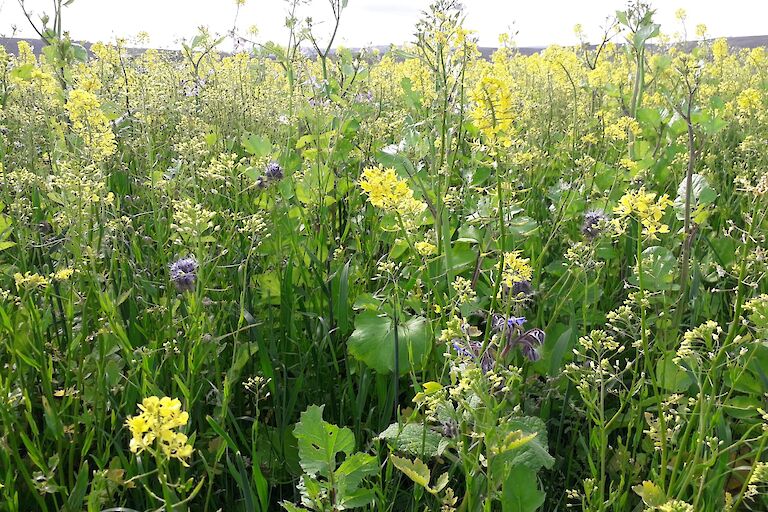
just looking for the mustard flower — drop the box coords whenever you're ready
[613,187,672,240]
[13,272,50,290]
[497,251,533,289]
[415,241,437,257]
[359,166,426,219]
[65,88,116,162]
[126,396,194,465]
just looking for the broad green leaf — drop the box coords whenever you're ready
[657,352,693,392]
[630,246,678,292]
[502,466,546,512]
[293,405,355,477]
[242,133,272,157]
[674,174,717,222]
[347,311,430,374]
[723,395,761,419]
[10,63,35,81]
[335,452,377,504]
[491,417,554,472]
[378,422,447,457]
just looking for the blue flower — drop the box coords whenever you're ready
[170,256,198,292]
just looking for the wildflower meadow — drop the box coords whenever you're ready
[1,0,767,510]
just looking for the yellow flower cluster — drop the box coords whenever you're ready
[470,75,514,143]
[613,187,672,240]
[13,272,50,290]
[604,116,641,141]
[415,241,437,257]
[657,500,694,512]
[359,166,426,219]
[65,89,116,162]
[12,267,76,292]
[497,251,533,288]
[126,396,194,464]
[736,87,763,114]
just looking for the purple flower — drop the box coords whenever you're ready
[355,91,374,103]
[492,315,526,332]
[452,340,495,373]
[264,161,283,181]
[511,280,533,298]
[582,209,608,239]
[452,340,474,358]
[170,256,198,292]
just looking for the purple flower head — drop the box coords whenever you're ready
[515,328,545,362]
[452,340,473,358]
[452,340,496,373]
[265,161,283,181]
[441,420,458,438]
[492,315,526,331]
[170,256,198,292]
[511,280,533,298]
[582,209,608,239]
[355,91,374,103]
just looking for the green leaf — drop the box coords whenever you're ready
[347,311,430,374]
[242,133,272,157]
[674,174,717,221]
[65,461,90,512]
[491,417,554,472]
[378,422,447,457]
[375,147,417,179]
[335,452,377,504]
[293,405,355,477]
[10,63,34,81]
[632,480,667,507]
[657,352,693,392]
[390,455,431,489]
[723,395,761,419]
[502,466,546,512]
[636,107,661,129]
[71,43,88,63]
[630,246,679,292]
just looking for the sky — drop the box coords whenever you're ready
[1,0,767,49]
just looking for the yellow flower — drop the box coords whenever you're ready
[52,268,75,281]
[471,75,514,142]
[14,272,50,290]
[415,241,437,257]
[359,166,426,220]
[126,396,194,465]
[497,251,533,288]
[65,88,116,162]
[613,187,672,240]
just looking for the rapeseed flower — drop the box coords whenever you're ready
[613,187,672,240]
[14,272,50,290]
[497,251,533,289]
[415,241,437,257]
[65,89,116,162]
[126,396,194,465]
[359,166,426,219]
